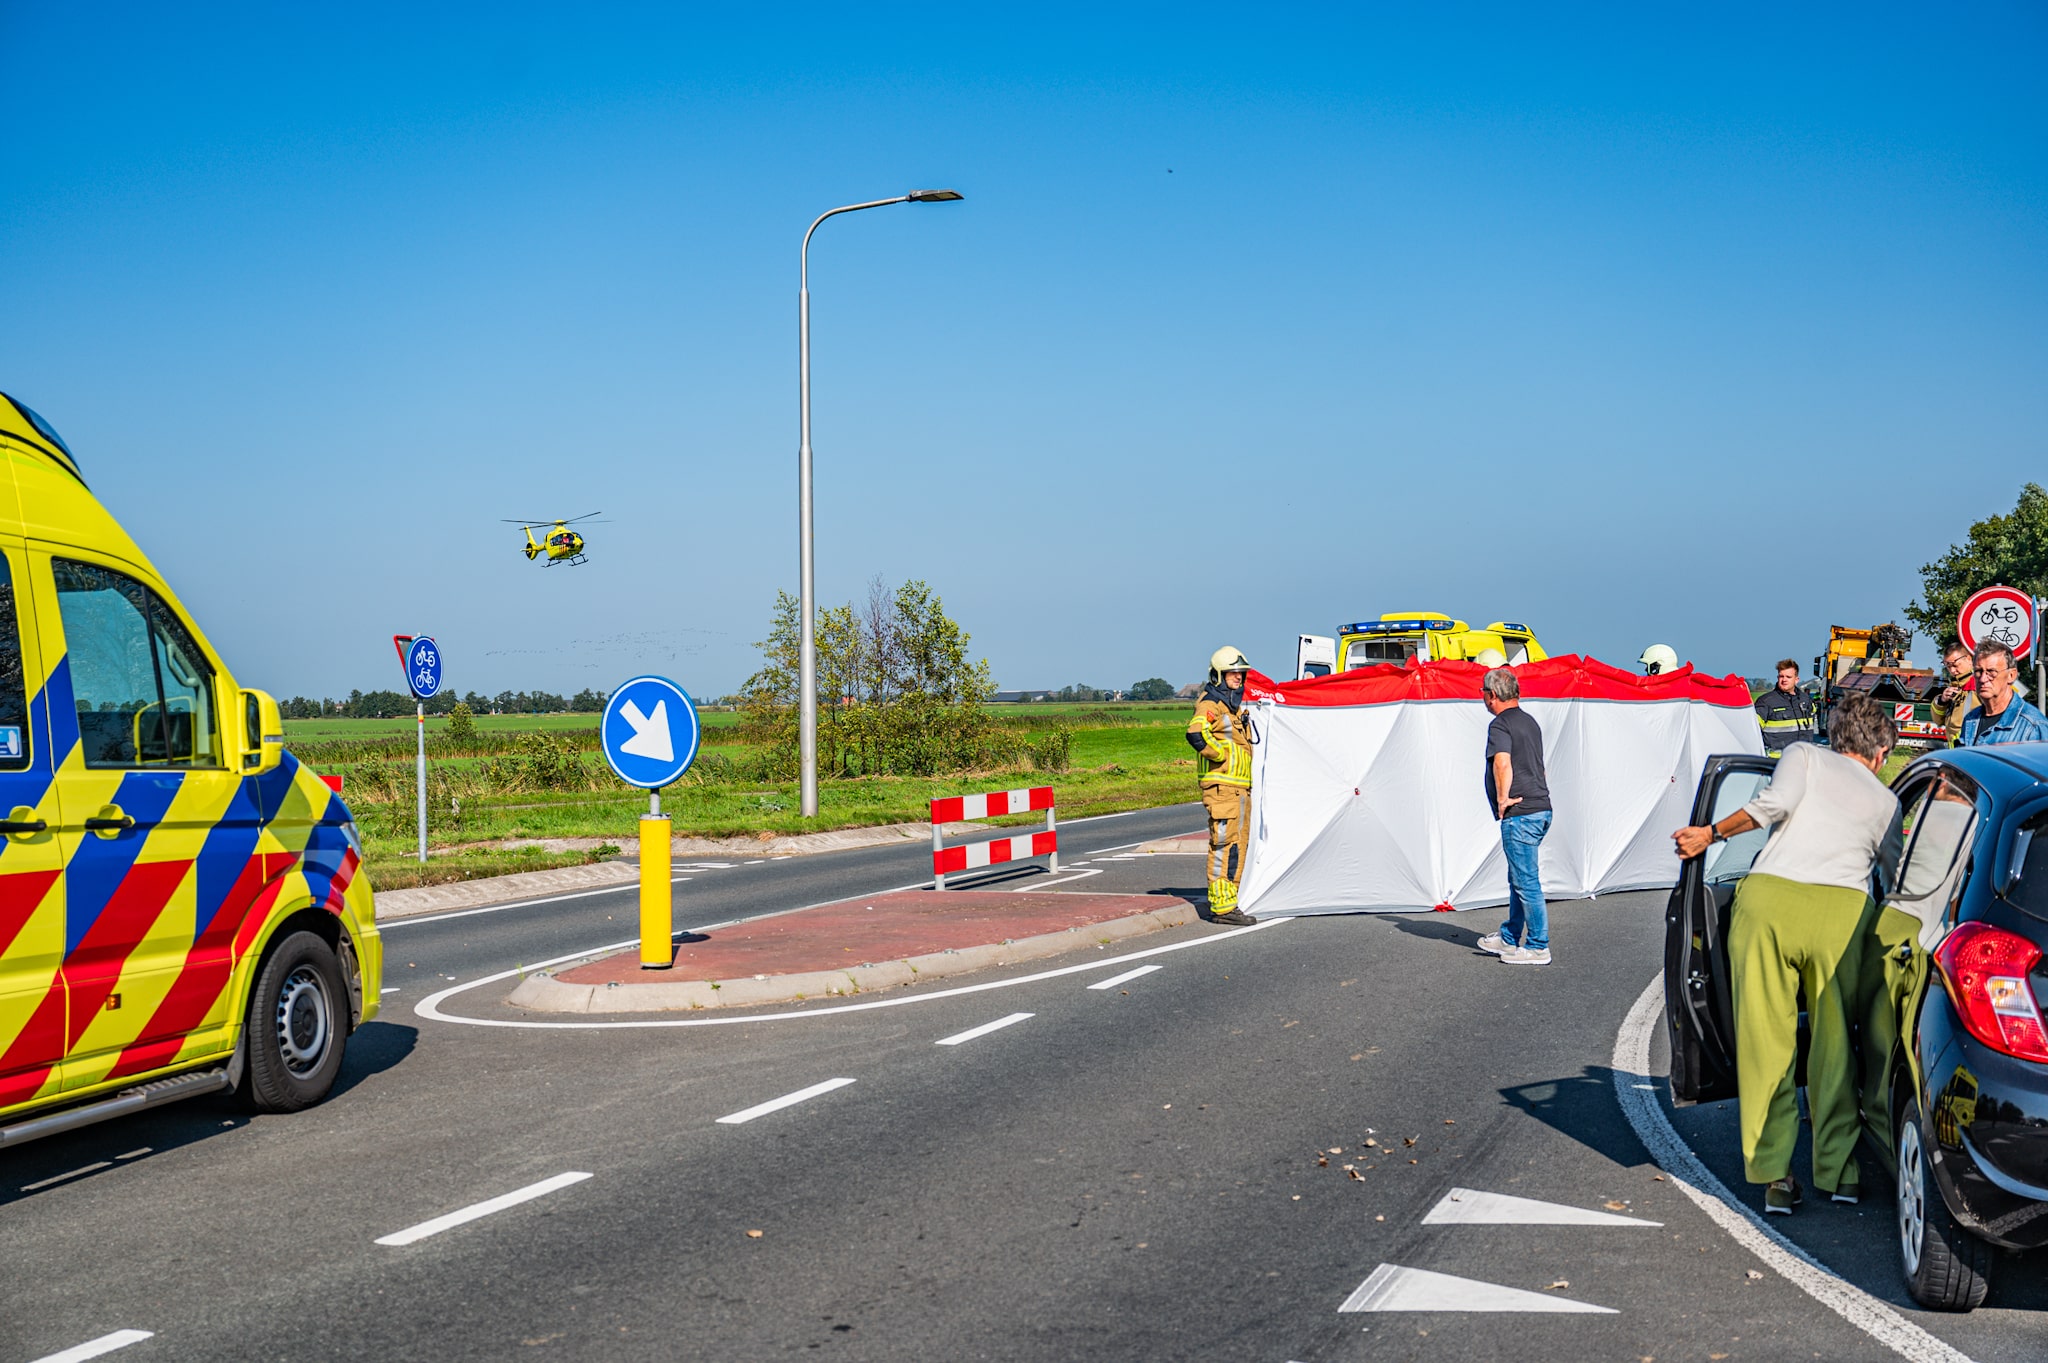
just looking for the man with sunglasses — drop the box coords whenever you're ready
[1957,641,2048,747]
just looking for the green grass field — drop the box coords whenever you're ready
[304,706,1202,889]
[280,700,1185,741]
[282,710,736,739]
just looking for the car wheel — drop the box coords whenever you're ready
[1897,1094,1994,1311]
[242,930,349,1114]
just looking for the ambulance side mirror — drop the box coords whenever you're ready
[240,689,285,774]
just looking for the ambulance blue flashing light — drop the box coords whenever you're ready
[1342,618,1457,634]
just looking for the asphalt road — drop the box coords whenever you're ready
[4,804,2044,1362]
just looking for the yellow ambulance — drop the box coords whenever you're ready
[0,392,379,1147]
[1295,612,1551,678]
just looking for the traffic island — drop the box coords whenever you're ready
[506,888,1200,1013]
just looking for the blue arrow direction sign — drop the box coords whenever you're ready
[405,636,444,700]
[601,675,700,789]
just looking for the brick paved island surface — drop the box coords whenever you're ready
[506,888,1202,1013]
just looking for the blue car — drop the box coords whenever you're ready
[1666,743,2048,1310]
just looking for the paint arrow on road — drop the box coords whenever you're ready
[617,699,672,762]
[1422,1187,1661,1226]
[1339,1264,1616,1314]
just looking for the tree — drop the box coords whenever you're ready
[1129,677,1175,701]
[744,579,993,777]
[1908,482,2048,682]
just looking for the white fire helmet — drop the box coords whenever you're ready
[1639,643,1679,675]
[1209,646,1251,686]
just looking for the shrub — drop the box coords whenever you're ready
[446,702,477,749]
[1029,728,1072,773]
[483,731,588,792]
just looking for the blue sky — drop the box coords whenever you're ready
[4,4,2043,699]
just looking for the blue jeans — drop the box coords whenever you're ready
[1498,811,1553,952]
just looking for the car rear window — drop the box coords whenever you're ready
[2009,811,2048,923]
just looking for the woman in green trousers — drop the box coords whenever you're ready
[1673,692,1899,1214]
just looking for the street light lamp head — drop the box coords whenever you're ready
[907,189,964,202]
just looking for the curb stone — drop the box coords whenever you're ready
[504,900,1199,1013]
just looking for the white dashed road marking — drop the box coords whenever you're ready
[21,1162,112,1192]
[936,1013,1034,1046]
[1339,1264,1615,1314]
[1422,1187,1661,1226]
[31,1330,155,1362]
[715,1078,858,1125]
[1088,964,1163,990]
[375,1171,594,1247]
[417,911,1281,1030]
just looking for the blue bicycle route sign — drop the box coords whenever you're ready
[601,675,700,789]
[404,636,443,701]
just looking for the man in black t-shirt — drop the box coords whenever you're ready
[1476,667,1554,965]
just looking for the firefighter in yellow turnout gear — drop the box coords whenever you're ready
[1188,647,1259,926]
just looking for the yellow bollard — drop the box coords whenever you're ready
[639,811,673,969]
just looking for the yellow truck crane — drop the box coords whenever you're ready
[1813,622,1949,750]
[1296,612,1548,679]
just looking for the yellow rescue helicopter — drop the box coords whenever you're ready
[504,512,604,566]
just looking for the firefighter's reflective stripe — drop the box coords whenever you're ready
[1753,689,1815,753]
[1189,706,1253,786]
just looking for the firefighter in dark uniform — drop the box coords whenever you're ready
[1187,646,1258,926]
[1755,657,1817,756]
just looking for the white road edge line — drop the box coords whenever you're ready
[417,911,1279,1030]
[30,1329,155,1363]
[1613,975,1975,1363]
[374,1171,593,1247]
[383,884,652,928]
[1013,868,1102,891]
[936,1013,1034,1046]
[1089,964,1163,990]
[716,1077,857,1124]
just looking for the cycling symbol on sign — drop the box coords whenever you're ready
[398,635,443,701]
[1957,585,2036,661]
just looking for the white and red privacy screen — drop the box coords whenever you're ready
[1237,656,1765,915]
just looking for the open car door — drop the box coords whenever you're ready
[1665,753,1778,1106]
[1296,635,1335,680]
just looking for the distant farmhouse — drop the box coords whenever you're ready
[991,682,1194,704]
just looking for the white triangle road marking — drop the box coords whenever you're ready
[1422,1186,1661,1227]
[618,698,673,762]
[1339,1263,1616,1314]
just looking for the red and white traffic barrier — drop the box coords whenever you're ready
[930,785,1058,889]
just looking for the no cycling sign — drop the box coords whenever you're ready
[1958,585,2037,661]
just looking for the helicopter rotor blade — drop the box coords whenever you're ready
[560,512,605,524]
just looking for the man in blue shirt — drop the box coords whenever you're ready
[1958,641,2048,746]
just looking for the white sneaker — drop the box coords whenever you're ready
[1476,932,1512,956]
[1500,944,1552,965]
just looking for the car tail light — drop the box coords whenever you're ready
[1935,921,2048,1063]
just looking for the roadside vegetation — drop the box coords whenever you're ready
[295,703,1195,889]
[297,580,1200,890]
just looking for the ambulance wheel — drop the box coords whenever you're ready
[243,930,348,1113]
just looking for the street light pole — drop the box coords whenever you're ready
[797,188,963,818]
